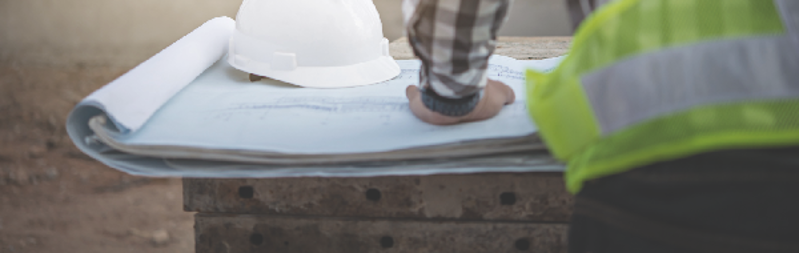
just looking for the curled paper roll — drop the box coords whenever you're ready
[66,17,235,172]
[71,16,235,133]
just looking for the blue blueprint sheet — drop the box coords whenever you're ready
[67,56,565,177]
[65,17,566,177]
[119,55,560,154]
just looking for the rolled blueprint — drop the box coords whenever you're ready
[67,16,235,134]
[64,16,565,177]
[65,17,235,175]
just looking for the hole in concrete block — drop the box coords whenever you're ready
[250,233,264,245]
[239,186,254,199]
[380,236,394,248]
[366,188,381,201]
[500,192,516,205]
[514,238,530,251]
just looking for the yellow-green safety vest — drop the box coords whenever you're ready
[527,0,799,193]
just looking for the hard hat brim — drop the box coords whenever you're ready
[229,53,401,89]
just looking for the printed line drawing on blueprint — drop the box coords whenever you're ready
[205,96,411,127]
[208,96,527,126]
[201,91,528,131]
[392,63,527,81]
[488,64,526,81]
[393,69,419,80]
[229,96,410,113]
[392,60,536,81]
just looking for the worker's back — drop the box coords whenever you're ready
[526,0,799,252]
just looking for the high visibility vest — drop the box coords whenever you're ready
[527,0,799,193]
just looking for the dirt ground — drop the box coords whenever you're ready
[0,64,195,253]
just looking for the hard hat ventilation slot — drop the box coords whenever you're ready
[271,52,297,71]
[381,38,390,57]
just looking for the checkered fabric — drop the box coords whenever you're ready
[403,0,512,115]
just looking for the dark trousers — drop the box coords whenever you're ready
[568,146,799,253]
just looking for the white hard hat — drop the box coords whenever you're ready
[228,0,401,88]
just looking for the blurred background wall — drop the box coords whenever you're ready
[0,0,572,68]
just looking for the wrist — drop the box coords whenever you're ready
[419,87,482,117]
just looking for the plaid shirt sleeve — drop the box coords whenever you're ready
[403,0,511,116]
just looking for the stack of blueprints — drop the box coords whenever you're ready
[66,17,565,178]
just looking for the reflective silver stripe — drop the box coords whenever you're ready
[776,0,799,45]
[581,35,799,135]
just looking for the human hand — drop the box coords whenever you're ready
[405,79,515,125]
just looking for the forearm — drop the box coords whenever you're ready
[403,0,511,116]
